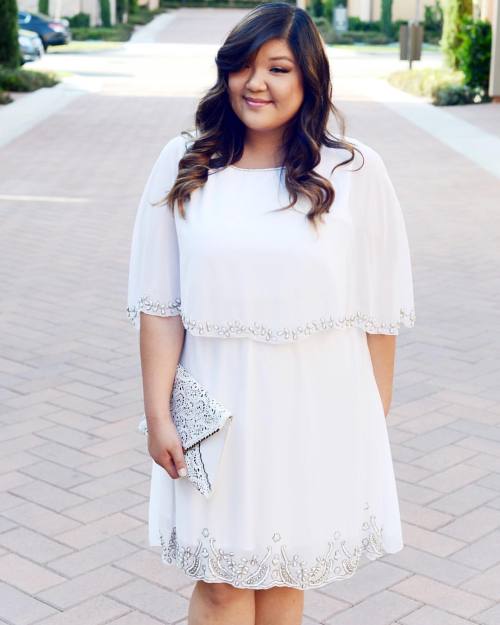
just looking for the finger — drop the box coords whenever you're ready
[170,444,188,478]
[152,453,177,479]
[162,454,179,479]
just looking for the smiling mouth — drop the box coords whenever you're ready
[243,96,273,107]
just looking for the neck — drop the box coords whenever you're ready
[243,128,285,165]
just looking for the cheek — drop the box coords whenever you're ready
[277,78,303,112]
[228,75,243,99]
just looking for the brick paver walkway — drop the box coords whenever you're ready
[0,8,499,625]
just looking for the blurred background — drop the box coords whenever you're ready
[0,1,500,624]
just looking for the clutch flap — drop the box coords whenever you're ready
[170,364,233,451]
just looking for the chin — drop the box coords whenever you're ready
[238,113,279,129]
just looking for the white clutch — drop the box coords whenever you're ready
[138,363,233,498]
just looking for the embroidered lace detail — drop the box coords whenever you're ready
[127,296,182,325]
[127,296,415,340]
[157,506,388,589]
[181,308,415,341]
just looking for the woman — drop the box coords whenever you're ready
[127,2,416,624]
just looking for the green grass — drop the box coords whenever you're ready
[48,41,124,54]
[387,67,464,98]
[327,42,441,54]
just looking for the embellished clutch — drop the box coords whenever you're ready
[138,363,233,498]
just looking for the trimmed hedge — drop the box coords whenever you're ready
[127,7,163,25]
[65,12,91,28]
[71,24,134,41]
[323,29,392,44]
[160,0,267,7]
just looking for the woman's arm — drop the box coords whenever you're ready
[365,333,396,418]
[140,313,187,479]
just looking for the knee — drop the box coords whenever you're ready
[197,580,251,607]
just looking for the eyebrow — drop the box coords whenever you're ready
[268,56,295,63]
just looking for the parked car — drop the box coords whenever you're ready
[19,28,44,63]
[18,11,72,50]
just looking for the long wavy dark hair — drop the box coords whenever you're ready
[164,1,364,227]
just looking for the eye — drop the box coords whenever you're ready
[270,67,290,74]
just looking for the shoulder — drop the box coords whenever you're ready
[158,130,195,162]
[323,135,387,175]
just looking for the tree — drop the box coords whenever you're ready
[0,0,21,68]
[441,0,472,69]
[99,0,111,27]
[380,0,393,37]
[117,0,129,23]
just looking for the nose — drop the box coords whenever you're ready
[245,67,267,92]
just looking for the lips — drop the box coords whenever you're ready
[243,96,273,105]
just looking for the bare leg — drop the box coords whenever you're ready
[188,580,256,625]
[254,587,304,625]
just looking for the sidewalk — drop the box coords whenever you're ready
[0,9,499,625]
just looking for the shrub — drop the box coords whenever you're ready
[456,16,491,90]
[312,16,329,29]
[390,19,406,39]
[433,83,491,105]
[0,67,59,91]
[127,8,158,25]
[0,88,13,104]
[159,0,287,6]
[65,12,91,28]
[348,16,381,31]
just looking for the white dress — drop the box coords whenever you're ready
[126,132,416,590]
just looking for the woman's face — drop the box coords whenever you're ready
[228,38,304,133]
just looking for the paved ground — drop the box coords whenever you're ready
[0,8,500,625]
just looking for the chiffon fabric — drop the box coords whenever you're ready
[126,132,416,590]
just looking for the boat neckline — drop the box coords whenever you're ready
[228,164,285,172]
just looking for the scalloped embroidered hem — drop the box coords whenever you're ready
[127,296,416,341]
[127,296,182,324]
[156,511,401,590]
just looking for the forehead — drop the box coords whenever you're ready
[249,38,295,63]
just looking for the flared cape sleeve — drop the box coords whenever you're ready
[126,134,187,331]
[347,142,416,334]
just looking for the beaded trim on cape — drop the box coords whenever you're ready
[127,296,416,340]
[157,506,388,589]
